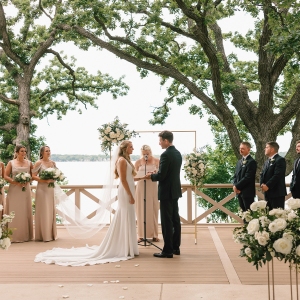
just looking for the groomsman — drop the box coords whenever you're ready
[290,140,300,199]
[233,142,257,211]
[260,141,287,209]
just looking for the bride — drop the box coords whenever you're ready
[34,140,145,266]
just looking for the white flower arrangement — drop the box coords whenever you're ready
[233,198,300,269]
[0,211,15,250]
[0,177,6,194]
[14,172,31,191]
[97,117,139,155]
[39,167,66,188]
[183,149,207,187]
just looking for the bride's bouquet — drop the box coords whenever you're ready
[0,208,15,250]
[14,172,31,191]
[0,178,6,194]
[39,168,66,188]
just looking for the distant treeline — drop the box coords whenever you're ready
[51,154,142,162]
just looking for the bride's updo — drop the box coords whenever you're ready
[114,140,137,178]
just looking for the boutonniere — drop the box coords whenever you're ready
[270,158,275,166]
[242,160,247,165]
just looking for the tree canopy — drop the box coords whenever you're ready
[49,0,300,173]
[0,1,128,160]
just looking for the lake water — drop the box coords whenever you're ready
[57,161,203,223]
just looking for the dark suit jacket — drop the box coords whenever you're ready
[151,145,182,201]
[290,157,300,198]
[233,155,257,198]
[260,154,287,198]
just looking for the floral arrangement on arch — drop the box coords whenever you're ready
[183,148,207,187]
[0,205,15,250]
[233,199,300,270]
[97,117,139,155]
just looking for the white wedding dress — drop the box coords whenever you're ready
[34,160,139,266]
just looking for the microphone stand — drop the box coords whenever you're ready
[138,155,162,251]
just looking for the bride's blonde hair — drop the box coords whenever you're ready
[114,140,137,178]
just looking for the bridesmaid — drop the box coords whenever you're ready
[4,145,33,242]
[0,160,5,219]
[32,145,57,242]
[134,145,160,242]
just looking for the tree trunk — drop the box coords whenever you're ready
[15,81,31,159]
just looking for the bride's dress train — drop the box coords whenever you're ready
[34,160,139,266]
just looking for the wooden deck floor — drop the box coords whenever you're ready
[0,225,295,285]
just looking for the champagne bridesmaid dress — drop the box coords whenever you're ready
[34,163,57,242]
[5,160,33,242]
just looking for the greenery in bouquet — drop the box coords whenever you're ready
[0,177,6,194]
[14,172,31,191]
[233,199,300,270]
[0,207,15,250]
[97,116,139,155]
[39,167,66,188]
[183,148,207,187]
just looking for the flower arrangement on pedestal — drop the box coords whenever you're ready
[183,149,207,186]
[97,117,139,155]
[0,206,15,250]
[233,199,300,269]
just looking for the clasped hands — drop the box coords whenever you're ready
[260,183,269,192]
[144,170,156,180]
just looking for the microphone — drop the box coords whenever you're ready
[144,154,148,161]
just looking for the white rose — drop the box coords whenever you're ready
[283,232,293,241]
[199,163,205,169]
[288,211,297,221]
[275,218,287,231]
[269,208,280,216]
[286,198,300,210]
[247,219,260,234]
[296,245,300,256]
[0,237,11,250]
[257,200,267,209]
[109,132,116,139]
[105,126,111,133]
[0,204,3,211]
[250,202,259,211]
[47,168,55,173]
[255,231,269,246]
[273,238,293,255]
[21,174,26,180]
[25,173,31,178]
[242,211,253,222]
[259,216,270,228]
[192,169,197,175]
[59,175,65,181]
[244,247,252,257]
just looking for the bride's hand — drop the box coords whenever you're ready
[129,195,135,204]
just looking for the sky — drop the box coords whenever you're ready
[27,9,291,155]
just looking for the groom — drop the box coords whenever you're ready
[146,130,182,258]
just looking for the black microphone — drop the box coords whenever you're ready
[144,154,148,161]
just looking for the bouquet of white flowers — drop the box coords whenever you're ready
[98,116,139,155]
[14,172,31,191]
[233,199,300,269]
[39,168,66,188]
[0,178,6,194]
[0,209,15,250]
[183,149,207,187]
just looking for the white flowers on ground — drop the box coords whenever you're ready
[233,199,300,269]
[0,211,15,250]
[97,117,139,155]
[39,168,66,188]
[183,149,207,187]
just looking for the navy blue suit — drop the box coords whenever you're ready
[260,154,287,209]
[151,145,182,254]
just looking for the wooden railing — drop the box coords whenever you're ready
[3,183,293,224]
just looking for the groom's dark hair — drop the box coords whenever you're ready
[159,130,173,143]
